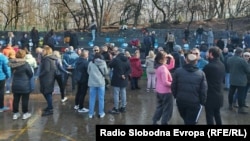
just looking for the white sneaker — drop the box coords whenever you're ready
[74,105,79,110]
[5,90,10,94]
[61,97,68,102]
[13,113,21,120]
[100,113,105,118]
[78,108,89,113]
[22,113,31,120]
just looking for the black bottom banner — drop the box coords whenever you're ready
[96,125,250,140]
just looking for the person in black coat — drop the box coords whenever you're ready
[203,47,226,125]
[108,49,131,114]
[74,50,90,113]
[20,33,30,50]
[171,53,207,125]
[30,27,40,48]
[69,30,79,49]
[39,45,57,116]
[9,49,33,120]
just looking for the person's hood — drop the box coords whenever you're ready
[94,58,106,67]
[146,57,154,62]
[44,54,57,61]
[8,58,26,69]
[183,63,199,72]
[116,53,128,62]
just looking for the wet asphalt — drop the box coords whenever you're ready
[0,77,250,141]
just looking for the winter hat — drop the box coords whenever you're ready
[187,54,197,62]
[173,45,181,52]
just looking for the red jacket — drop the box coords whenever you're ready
[129,57,143,77]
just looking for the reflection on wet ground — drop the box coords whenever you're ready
[0,78,250,141]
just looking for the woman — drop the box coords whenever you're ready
[9,49,33,120]
[129,50,143,90]
[145,50,156,92]
[53,50,71,102]
[152,52,175,125]
[87,53,108,118]
[25,49,37,92]
[39,45,57,116]
[74,50,90,113]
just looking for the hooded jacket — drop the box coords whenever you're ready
[171,63,207,105]
[9,58,33,93]
[88,58,108,87]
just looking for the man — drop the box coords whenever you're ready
[203,47,225,125]
[0,52,11,112]
[63,46,79,91]
[171,53,207,125]
[196,25,204,45]
[108,48,131,114]
[30,27,39,48]
[88,20,97,42]
[227,47,250,114]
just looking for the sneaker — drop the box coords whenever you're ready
[108,107,120,114]
[61,97,68,102]
[89,115,93,119]
[119,107,126,113]
[0,106,10,112]
[42,109,53,116]
[238,107,248,114]
[99,113,105,118]
[74,105,79,110]
[5,90,10,94]
[22,113,31,120]
[78,108,89,113]
[13,113,21,120]
[146,89,150,92]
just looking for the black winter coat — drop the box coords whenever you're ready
[9,59,33,94]
[109,53,131,87]
[172,64,207,106]
[39,54,57,94]
[203,58,225,108]
[74,57,89,84]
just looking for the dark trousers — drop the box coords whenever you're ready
[0,80,5,108]
[205,106,222,125]
[166,42,174,53]
[177,102,201,125]
[228,85,245,108]
[75,83,88,109]
[13,93,30,113]
[55,74,66,99]
[43,93,53,110]
[152,93,173,125]
[64,70,75,90]
[130,77,140,89]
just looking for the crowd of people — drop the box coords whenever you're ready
[0,25,249,126]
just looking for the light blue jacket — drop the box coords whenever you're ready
[0,53,11,80]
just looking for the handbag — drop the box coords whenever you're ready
[95,64,109,85]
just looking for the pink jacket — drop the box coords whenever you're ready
[155,58,175,94]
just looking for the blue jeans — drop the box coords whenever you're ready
[91,29,96,41]
[113,87,127,109]
[43,93,53,110]
[224,73,230,89]
[30,75,36,91]
[89,86,105,116]
[5,76,12,92]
